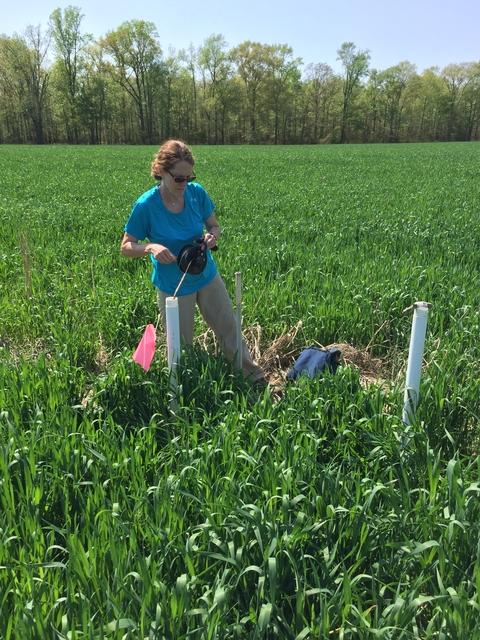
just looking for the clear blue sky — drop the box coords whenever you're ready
[1,0,478,74]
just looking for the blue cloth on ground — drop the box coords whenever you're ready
[286,346,342,381]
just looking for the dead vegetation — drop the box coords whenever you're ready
[258,331,388,388]
[202,320,391,388]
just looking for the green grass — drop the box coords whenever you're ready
[1,143,480,638]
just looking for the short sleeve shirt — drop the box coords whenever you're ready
[124,183,217,295]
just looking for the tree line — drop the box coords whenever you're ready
[1,6,479,145]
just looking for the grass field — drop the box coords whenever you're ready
[1,143,480,638]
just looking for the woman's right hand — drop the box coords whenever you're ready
[149,243,177,264]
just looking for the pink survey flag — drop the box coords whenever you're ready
[132,324,156,371]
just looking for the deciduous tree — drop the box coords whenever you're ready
[441,62,473,140]
[461,63,480,140]
[0,26,51,143]
[231,41,275,143]
[198,34,232,144]
[303,62,338,142]
[377,61,416,142]
[264,45,302,144]
[49,6,90,142]
[102,20,162,143]
[337,42,370,143]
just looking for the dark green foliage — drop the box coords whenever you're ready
[1,353,480,638]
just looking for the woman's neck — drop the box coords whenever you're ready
[159,184,184,210]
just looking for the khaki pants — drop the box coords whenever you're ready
[157,273,264,381]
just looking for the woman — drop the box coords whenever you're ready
[121,139,265,384]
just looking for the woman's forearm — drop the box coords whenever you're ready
[207,225,221,240]
[121,238,154,258]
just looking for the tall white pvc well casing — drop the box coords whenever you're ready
[402,301,431,426]
[166,297,181,410]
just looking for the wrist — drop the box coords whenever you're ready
[146,243,158,256]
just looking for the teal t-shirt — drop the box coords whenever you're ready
[125,183,217,295]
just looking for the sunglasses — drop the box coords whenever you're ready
[166,169,196,183]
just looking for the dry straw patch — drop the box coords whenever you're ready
[197,320,389,387]
[243,321,388,388]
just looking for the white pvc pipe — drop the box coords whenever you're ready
[235,272,242,371]
[166,297,181,411]
[402,301,431,426]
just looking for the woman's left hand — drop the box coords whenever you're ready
[204,232,217,250]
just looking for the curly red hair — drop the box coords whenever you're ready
[151,140,195,180]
